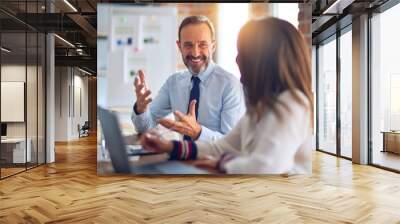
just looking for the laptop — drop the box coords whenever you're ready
[97,106,208,174]
[126,144,161,156]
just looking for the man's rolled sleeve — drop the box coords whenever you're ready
[131,105,155,133]
[197,125,224,141]
[131,76,173,133]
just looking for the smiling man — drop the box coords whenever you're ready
[131,15,245,141]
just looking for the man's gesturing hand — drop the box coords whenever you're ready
[158,100,202,140]
[134,70,152,114]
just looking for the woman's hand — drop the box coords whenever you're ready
[193,153,236,173]
[192,158,219,170]
[139,131,173,153]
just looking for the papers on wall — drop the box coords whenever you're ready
[111,15,143,52]
[124,51,146,84]
[97,38,108,77]
[99,5,177,109]
[109,14,163,85]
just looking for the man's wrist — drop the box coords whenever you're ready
[134,103,144,115]
[193,126,202,140]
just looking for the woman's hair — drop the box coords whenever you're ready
[237,17,313,121]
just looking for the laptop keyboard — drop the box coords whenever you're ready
[126,145,142,154]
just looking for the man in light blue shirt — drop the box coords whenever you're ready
[132,15,245,141]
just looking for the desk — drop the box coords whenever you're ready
[381,131,400,154]
[1,138,31,163]
[98,150,215,174]
[98,143,215,174]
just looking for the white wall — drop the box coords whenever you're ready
[55,67,89,141]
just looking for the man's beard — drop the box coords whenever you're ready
[183,54,209,75]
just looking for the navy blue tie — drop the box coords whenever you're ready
[183,76,200,141]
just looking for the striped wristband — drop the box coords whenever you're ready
[169,140,198,160]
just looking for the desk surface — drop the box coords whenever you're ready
[97,129,215,174]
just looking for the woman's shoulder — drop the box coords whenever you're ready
[279,89,308,101]
[269,90,312,126]
[278,89,310,110]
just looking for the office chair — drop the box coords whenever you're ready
[79,121,90,138]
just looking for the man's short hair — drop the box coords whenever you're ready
[178,15,215,41]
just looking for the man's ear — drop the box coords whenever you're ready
[176,40,182,52]
[211,40,216,54]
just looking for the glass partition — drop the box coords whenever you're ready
[1,30,28,177]
[0,1,46,179]
[27,30,38,169]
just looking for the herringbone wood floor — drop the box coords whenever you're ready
[1,135,400,223]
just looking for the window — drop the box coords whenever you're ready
[217,3,249,79]
[272,3,299,28]
[371,2,400,171]
[339,28,352,158]
[317,37,337,154]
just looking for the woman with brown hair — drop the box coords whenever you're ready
[140,17,313,174]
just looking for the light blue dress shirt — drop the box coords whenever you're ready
[131,62,245,141]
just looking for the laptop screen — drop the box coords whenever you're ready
[98,107,132,173]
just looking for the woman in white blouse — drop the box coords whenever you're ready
[140,17,313,174]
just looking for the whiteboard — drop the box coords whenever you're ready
[97,5,177,109]
[1,82,25,122]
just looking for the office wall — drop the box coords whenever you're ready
[55,67,68,141]
[55,67,89,141]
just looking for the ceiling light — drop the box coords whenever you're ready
[1,47,11,53]
[78,67,92,76]
[322,0,355,15]
[63,0,78,12]
[54,34,75,48]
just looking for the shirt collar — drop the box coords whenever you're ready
[190,60,215,83]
